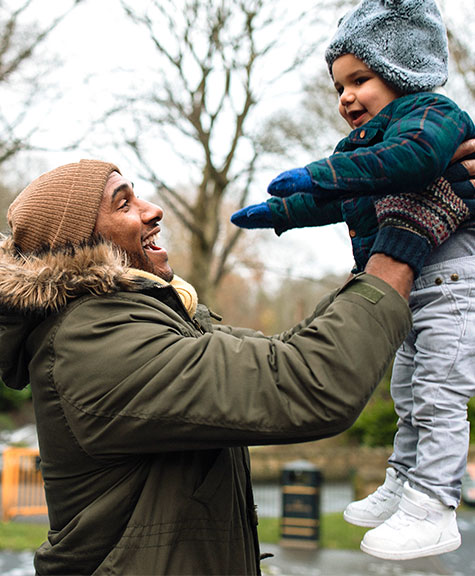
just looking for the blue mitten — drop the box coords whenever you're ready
[267,167,314,197]
[231,202,273,229]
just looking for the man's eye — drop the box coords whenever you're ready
[119,199,129,209]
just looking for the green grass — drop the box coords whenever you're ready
[1,513,366,551]
[258,513,367,549]
[0,522,49,551]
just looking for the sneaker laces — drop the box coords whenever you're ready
[367,483,397,505]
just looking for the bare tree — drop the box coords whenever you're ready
[113,0,318,305]
[0,0,83,167]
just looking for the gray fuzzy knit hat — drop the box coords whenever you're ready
[325,0,448,94]
[8,159,120,253]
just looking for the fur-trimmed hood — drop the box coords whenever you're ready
[0,235,140,390]
[0,235,137,315]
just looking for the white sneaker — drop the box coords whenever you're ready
[343,467,403,527]
[360,482,461,560]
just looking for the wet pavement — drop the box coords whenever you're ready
[0,550,35,576]
[262,546,460,576]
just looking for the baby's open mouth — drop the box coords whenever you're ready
[349,109,366,124]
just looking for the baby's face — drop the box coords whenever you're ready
[332,54,401,130]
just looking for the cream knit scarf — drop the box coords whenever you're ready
[128,268,198,318]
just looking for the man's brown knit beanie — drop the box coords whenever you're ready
[8,159,120,253]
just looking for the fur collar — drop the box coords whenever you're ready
[0,235,137,315]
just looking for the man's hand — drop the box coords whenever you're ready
[450,138,475,164]
[445,139,475,198]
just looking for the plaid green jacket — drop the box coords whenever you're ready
[268,92,475,272]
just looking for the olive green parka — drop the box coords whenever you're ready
[0,237,411,575]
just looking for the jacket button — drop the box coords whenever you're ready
[451,273,459,281]
[349,229,356,238]
[359,130,365,138]
[435,277,443,285]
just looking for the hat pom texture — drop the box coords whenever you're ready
[325,0,448,94]
[8,159,120,254]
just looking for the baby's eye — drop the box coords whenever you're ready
[335,86,344,96]
[355,77,369,86]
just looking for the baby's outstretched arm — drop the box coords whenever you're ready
[231,141,475,236]
[231,140,475,278]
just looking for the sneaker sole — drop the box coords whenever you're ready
[360,534,462,560]
[343,510,387,528]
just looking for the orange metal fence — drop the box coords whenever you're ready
[1,447,47,521]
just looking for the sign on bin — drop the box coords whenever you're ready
[280,460,322,548]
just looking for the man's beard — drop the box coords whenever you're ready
[128,249,174,283]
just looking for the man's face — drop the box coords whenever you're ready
[94,171,174,282]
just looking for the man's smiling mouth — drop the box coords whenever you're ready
[142,232,161,251]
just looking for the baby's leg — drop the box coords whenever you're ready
[401,257,475,508]
[388,338,417,479]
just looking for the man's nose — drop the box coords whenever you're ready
[141,199,163,223]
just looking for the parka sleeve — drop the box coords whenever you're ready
[51,274,411,457]
[216,287,339,342]
[305,94,474,201]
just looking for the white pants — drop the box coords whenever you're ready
[388,256,475,508]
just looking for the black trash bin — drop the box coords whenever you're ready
[280,459,322,548]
